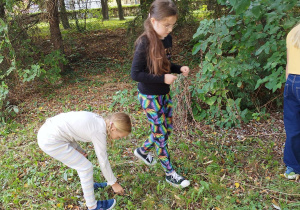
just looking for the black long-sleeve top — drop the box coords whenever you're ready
[131,34,182,95]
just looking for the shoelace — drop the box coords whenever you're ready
[146,153,154,162]
[171,172,183,182]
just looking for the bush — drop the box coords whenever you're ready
[191,0,299,128]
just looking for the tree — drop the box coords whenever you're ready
[59,0,70,29]
[116,0,124,20]
[101,0,109,20]
[0,1,5,19]
[139,0,152,19]
[46,0,67,73]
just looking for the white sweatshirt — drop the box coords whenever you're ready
[44,111,117,185]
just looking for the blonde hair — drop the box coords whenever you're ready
[105,112,132,136]
[291,24,300,49]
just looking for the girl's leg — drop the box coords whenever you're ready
[283,74,300,174]
[164,93,173,136]
[138,92,155,152]
[37,129,97,208]
[138,92,174,173]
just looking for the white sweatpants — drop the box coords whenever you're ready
[37,122,97,208]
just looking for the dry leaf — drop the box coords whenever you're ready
[235,182,240,188]
[220,173,226,182]
[174,195,181,200]
[203,160,213,165]
[272,199,281,210]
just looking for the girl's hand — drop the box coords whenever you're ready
[164,74,177,84]
[180,66,190,77]
[112,182,124,195]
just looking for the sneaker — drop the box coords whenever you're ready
[166,171,190,188]
[94,182,107,190]
[134,147,157,166]
[89,199,116,210]
[284,166,299,180]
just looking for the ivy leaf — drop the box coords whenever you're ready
[251,5,262,19]
[217,0,227,4]
[206,96,217,106]
[234,0,251,15]
[192,43,201,55]
[201,41,208,52]
[237,81,242,88]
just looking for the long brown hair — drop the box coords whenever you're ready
[135,0,178,75]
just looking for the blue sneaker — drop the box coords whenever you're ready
[90,199,116,210]
[284,166,299,180]
[94,182,107,190]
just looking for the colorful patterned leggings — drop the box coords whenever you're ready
[138,91,174,174]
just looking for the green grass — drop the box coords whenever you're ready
[32,16,135,38]
[1,61,300,209]
[2,13,300,209]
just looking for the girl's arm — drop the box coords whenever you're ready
[131,39,165,84]
[286,49,289,80]
[92,132,117,186]
[170,62,182,74]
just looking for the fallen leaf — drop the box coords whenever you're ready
[203,160,213,165]
[235,182,240,188]
[220,173,225,182]
[272,199,281,210]
[174,195,181,200]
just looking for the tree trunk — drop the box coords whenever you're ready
[116,0,124,20]
[59,0,70,29]
[46,0,65,73]
[140,0,152,19]
[140,0,146,19]
[0,2,5,19]
[101,0,109,20]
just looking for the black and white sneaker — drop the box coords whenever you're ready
[166,171,190,188]
[134,147,157,166]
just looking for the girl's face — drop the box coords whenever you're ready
[151,15,177,39]
[110,124,129,140]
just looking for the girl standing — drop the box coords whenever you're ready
[37,111,131,209]
[283,24,300,179]
[131,0,190,188]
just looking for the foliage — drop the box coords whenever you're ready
[0,62,299,209]
[31,5,140,22]
[109,88,139,112]
[0,3,68,122]
[192,0,299,128]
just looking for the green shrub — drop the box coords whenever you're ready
[192,0,299,128]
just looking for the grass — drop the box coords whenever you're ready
[1,60,300,209]
[31,16,135,38]
[1,14,300,210]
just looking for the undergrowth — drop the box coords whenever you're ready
[1,60,299,209]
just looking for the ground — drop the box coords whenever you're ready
[1,24,300,210]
